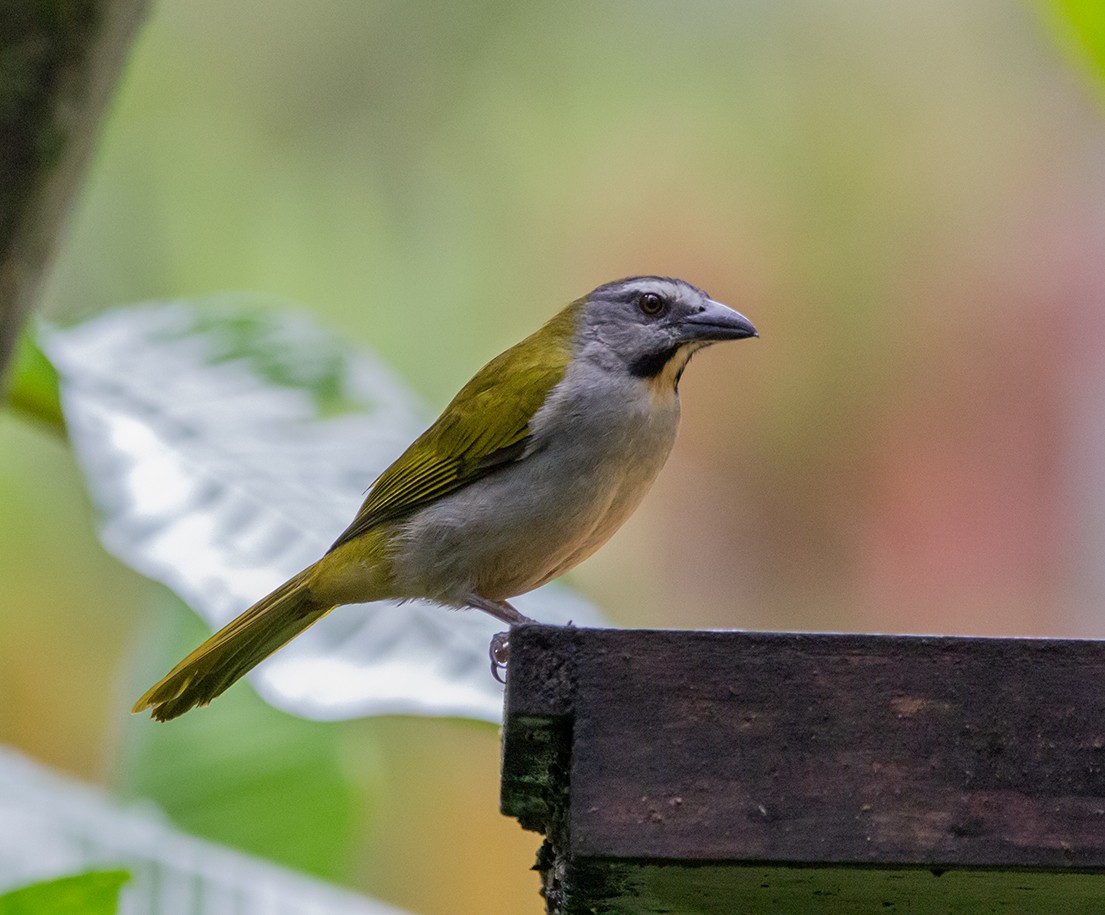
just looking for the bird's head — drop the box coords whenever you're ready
[575,276,757,387]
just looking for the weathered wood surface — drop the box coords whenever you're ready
[500,626,1105,913]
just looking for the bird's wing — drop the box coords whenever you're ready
[327,337,571,552]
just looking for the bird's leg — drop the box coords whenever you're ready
[463,593,534,684]
[463,593,534,624]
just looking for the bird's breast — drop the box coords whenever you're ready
[390,368,681,603]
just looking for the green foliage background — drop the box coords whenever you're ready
[0,872,128,915]
[1050,0,1105,90]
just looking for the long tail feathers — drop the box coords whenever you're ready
[132,567,334,721]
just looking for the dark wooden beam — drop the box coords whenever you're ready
[500,626,1105,913]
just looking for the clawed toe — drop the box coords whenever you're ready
[489,631,511,684]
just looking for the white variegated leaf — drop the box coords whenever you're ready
[0,747,410,914]
[42,297,604,722]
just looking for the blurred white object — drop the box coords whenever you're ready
[43,300,603,722]
[0,747,408,915]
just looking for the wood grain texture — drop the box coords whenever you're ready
[500,626,1105,913]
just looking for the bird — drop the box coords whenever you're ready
[133,276,757,720]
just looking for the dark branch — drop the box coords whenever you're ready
[0,0,149,381]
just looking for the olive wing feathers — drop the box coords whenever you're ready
[328,309,578,552]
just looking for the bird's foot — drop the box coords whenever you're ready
[490,631,511,684]
[470,594,539,683]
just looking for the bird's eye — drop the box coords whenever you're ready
[638,292,666,316]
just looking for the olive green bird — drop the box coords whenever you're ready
[133,277,757,721]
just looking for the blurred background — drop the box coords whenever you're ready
[3,1,1105,912]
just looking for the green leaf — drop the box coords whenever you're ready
[1047,0,1105,95]
[0,871,129,915]
[168,304,364,418]
[1,330,65,435]
[118,593,371,880]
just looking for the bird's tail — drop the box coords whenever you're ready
[132,566,334,721]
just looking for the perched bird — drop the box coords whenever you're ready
[134,276,757,720]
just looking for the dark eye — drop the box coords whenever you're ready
[638,292,666,316]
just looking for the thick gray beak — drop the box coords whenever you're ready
[682,298,758,342]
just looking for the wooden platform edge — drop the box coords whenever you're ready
[500,626,1105,913]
